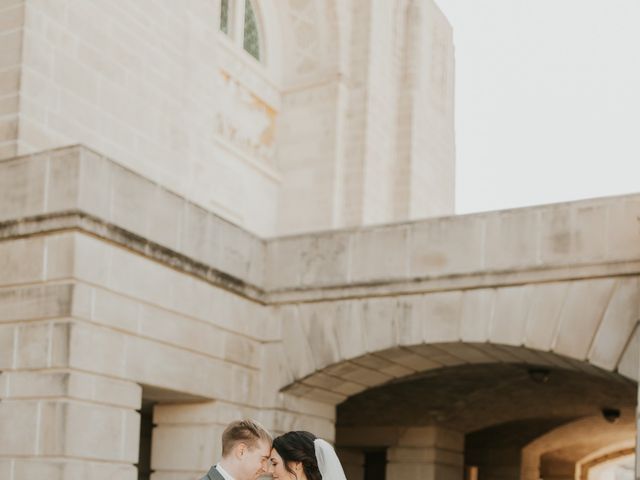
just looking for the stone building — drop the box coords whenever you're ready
[0,1,637,480]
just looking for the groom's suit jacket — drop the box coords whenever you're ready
[200,465,226,480]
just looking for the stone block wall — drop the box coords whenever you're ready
[1,145,640,479]
[0,0,23,159]
[1,0,455,237]
[4,0,282,236]
[276,0,455,234]
[0,147,333,479]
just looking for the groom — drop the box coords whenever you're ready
[200,419,273,480]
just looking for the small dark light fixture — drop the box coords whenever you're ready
[528,368,551,384]
[601,407,621,424]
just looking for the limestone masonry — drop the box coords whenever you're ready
[0,2,637,480]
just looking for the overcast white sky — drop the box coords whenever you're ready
[433,0,640,214]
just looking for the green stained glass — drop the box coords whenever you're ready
[220,0,230,34]
[243,0,260,60]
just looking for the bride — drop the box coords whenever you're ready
[267,431,347,480]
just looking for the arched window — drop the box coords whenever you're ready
[220,0,231,34]
[219,0,262,62]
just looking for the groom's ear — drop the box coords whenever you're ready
[234,442,247,459]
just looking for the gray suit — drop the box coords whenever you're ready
[200,465,226,480]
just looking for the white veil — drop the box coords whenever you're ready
[314,438,347,480]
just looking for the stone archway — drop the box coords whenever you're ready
[521,416,636,480]
[581,449,636,480]
[276,275,639,404]
[277,345,636,480]
[272,274,639,480]
[259,194,640,480]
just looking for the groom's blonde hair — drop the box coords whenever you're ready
[221,419,272,457]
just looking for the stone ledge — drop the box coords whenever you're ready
[267,261,640,304]
[0,210,266,303]
[0,145,266,295]
[2,145,640,305]
[3,209,640,306]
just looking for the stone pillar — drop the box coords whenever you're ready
[336,448,365,480]
[386,427,464,480]
[151,402,233,479]
[0,370,141,480]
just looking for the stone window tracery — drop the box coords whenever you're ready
[219,0,263,62]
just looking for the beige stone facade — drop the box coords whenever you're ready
[0,2,637,480]
[0,0,454,237]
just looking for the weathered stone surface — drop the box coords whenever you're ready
[90,286,139,331]
[152,424,222,472]
[148,187,184,251]
[489,285,531,346]
[0,284,73,322]
[77,148,112,220]
[0,155,46,221]
[267,233,351,289]
[47,147,81,212]
[387,427,464,480]
[54,401,140,462]
[216,219,261,285]
[110,163,156,237]
[605,197,640,260]
[350,226,409,282]
[277,305,317,380]
[552,278,616,361]
[406,344,465,368]
[410,215,485,277]
[44,233,74,280]
[15,322,52,369]
[72,231,111,285]
[459,288,494,342]
[589,278,640,370]
[540,203,610,266]
[0,401,39,455]
[11,460,136,480]
[0,237,45,284]
[523,282,569,351]
[337,448,365,480]
[375,347,442,371]
[179,202,214,265]
[396,295,423,346]
[484,209,540,270]
[299,302,342,370]
[438,343,495,364]
[361,297,402,352]
[0,324,15,369]
[67,322,126,377]
[573,204,608,262]
[617,325,639,381]
[420,291,463,344]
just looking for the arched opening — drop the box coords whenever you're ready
[584,451,635,480]
[281,342,637,480]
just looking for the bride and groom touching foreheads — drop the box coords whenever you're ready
[201,419,347,480]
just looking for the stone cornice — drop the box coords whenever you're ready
[2,145,640,306]
[2,210,640,307]
[0,210,267,303]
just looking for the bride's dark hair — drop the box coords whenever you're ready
[272,431,322,480]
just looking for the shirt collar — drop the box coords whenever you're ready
[216,463,236,480]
